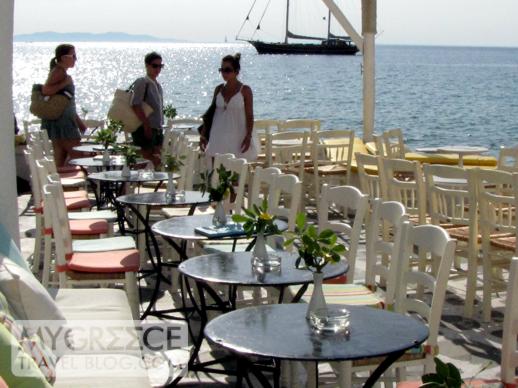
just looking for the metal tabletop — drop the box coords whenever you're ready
[116,190,210,207]
[69,156,147,168]
[88,170,174,183]
[152,214,288,241]
[179,251,347,287]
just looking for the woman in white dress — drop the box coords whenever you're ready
[202,53,258,162]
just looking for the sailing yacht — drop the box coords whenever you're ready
[237,0,359,55]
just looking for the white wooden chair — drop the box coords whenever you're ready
[334,222,456,387]
[248,166,281,209]
[81,119,105,142]
[278,119,320,133]
[267,173,303,233]
[424,164,479,317]
[267,130,309,179]
[355,153,386,200]
[306,129,355,199]
[477,168,518,322]
[382,128,406,159]
[382,157,427,225]
[168,116,203,130]
[43,183,140,318]
[253,119,279,157]
[213,156,248,216]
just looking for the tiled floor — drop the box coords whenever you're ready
[16,193,506,387]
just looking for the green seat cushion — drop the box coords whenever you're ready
[288,283,385,308]
[0,324,52,388]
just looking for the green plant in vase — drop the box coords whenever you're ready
[284,213,346,318]
[163,104,177,124]
[232,199,280,266]
[115,144,138,177]
[200,165,238,227]
[162,153,185,197]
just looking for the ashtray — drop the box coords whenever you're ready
[252,254,282,270]
[309,306,350,335]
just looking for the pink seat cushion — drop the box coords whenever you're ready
[69,219,109,235]
[68,249,140,273]
[63,190,88,199]
[397,379,502,388]
[64,197,91,210]
[58,165,83,173]
[59,170,85,179]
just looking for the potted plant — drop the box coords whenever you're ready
[115,144,138,178]
[232,199,280,267]
[94,120,121,162]
[163,104,177,126]
[200,165,238,227]
[162,153,185,198]
[284,213,346,318]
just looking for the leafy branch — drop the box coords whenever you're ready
[284,213,346,273]
[162,153,185,173]
[199,165,238,202]
[115,144,138,166]
[232,198,280,237]
[163,104,177,120]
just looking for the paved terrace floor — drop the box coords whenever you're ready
[16,193,506,387]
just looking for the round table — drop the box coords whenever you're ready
[73,144,142,154]
[69,156,148,170]
[205,304,429,387]
[176,251,348,383]
[437,146,488,167]
[88,170,174,210]
[115,191,212,319]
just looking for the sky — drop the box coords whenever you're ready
[13,0,518,47]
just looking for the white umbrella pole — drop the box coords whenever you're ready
[362,0,377,142]
[0,0,20,245]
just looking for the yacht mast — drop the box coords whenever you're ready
[285,0,290,43]
[327,9,331,39]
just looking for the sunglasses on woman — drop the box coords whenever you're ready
[150,63,164,69]
[219,67,234,74]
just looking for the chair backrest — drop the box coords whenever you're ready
[28,130,52,157]
[278,119,320,133]
[355,153,386,199]
[268,174,302,231]
[24,148,43,208]
[372,134,386,157]
[42,182,73,286]
[311,129,355,180]
[477,169,518,244]
[169,117,203,129]
[248,166,281,208]
[382,128,406,159]
[22,119,41,136]
[211,153,235,176]
[501,256,518,385]
[216,157,248,215]
[318,184,369,282]
[254,120,279,155]
[268,131,309,179]
[395,222,456,353]
[497,146,518,172]
[382,157,426,224]
[175,145,198,191]
[364,199,407,307]
[424,164,477,232]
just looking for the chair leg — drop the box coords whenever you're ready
[463,247,478,318]
[32,214,43,273]
[482,251,493,322]
[331,361,352,388]
[42,234,53,288]
[125,272,140,319]
[304,361,317,388]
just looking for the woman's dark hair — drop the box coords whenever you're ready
[222,53,241,72]
[50,44,75,70]
[145,52,162,65]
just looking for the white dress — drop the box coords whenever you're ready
[205,85,258,161]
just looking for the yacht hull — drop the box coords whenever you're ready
[248,40,359,55]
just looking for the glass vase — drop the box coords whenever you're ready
[102,148,110,163]
[212,201,227,227]
[166,172,176,200]
[306,272,327,320]
[121,164,131,178]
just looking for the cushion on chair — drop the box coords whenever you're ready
[63,190,88,199]
[396,379,502,388]
[64,197,91,211]
[72,236,136,252]
[0,324,52,388]
[67,209,118,222]
[0,258,66,323]
[57,165,83,174]
[68,219,109,236]
[291,283,385,308]
[66,250,140,273]
[58,171,85,180]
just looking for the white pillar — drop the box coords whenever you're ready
[362,0,376,142]
[0,0,20,245]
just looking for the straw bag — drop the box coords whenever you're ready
[107,82,153,133]
[29,84,72,120]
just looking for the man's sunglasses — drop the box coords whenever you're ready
[219,67,234,74]
[150,63,164,69]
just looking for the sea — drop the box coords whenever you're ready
[13,42,518,154]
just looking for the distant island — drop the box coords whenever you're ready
[14,31,183,43]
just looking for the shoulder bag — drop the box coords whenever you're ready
[29,84,72,120]
[198,84,224,140]
[107,80,153,133]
